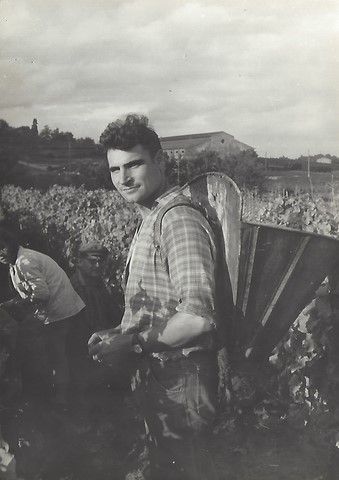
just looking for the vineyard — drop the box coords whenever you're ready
[2,183,339,479]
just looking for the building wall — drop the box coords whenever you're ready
[209,132,253,156]
[163,147,187,159]
[161,131,254,160]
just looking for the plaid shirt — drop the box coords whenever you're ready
[121,187,218,353]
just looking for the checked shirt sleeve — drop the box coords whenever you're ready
[160,205,217,324]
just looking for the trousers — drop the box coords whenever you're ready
[132,351,219,480]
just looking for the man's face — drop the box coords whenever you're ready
[107,144,165,208]
[78,254,106,279]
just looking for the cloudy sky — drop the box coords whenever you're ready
[0,0,338,158]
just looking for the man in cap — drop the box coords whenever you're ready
[68,242,123,402]
[70,241,122,333]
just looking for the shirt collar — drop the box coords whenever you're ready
[152,185,181,210]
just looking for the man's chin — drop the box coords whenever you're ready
[120,190,143,203]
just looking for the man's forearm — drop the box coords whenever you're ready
[0,296,44,311]
[0,296,25,310]
[87,313,215,363]
[138,311,215,353]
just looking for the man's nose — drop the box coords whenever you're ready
[119,168,130,185]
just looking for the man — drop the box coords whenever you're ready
[0,228,85,410]
[89,114,221,480]
[68,242,123,398]
[70,241,122,335]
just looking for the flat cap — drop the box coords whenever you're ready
[78,241,109,256]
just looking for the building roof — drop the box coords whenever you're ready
[160,131,227,142]
[160,131,234,151]
[161,138,209,150]
[160,130,254,153]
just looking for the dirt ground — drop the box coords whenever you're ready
[2,383,334,480]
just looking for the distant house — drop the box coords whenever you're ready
[315,156,332,165]
[160,131,254,159]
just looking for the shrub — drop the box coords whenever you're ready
[1,185,139,281]
[171,149,267,192]
[3,183,339,446]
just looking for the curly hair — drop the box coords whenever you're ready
[99,114,161,158]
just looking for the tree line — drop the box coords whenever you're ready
[0,118,98,149]
[1,118,338,191]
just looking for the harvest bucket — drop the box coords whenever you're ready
[236,222,339,362]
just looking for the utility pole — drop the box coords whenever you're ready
[68,140,71,170]
[307,150,314,197]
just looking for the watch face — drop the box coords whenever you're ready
[132,343,143,354]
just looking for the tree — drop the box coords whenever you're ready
[173,149,267,192]
[76,137,97,148]
[31,118,38,136]
[15,126,34,146]
[0,120,11,143]
[0,119,10,132]
[40,125,53,141]
[224,151,266,191]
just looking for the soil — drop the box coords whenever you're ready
[2,384,334,480]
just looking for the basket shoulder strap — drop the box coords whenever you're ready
[153,197,205,250]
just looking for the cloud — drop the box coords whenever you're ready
[0,0,338,157]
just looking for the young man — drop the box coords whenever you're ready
[89,114,220,480]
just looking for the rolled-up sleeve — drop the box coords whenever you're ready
[161,206,217,324]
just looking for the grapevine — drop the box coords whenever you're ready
[2,185,339,448]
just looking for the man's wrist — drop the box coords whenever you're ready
[131,332,146,355]
[1,298,22,309]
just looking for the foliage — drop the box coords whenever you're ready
[0,149,21,187]
[243,190,339,236]
[263,153,339,172]
[3,183,339,450]
[224,152,267,191]
[74,158,113,189]
[0,185,139,282]
[0,119,102,185]
[235,190,339,449]
[171,149,267,192]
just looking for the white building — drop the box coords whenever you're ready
[160,131,254,159]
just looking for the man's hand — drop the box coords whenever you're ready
[88,328,133,366]
[0,296,42,314]
[88,326,121,349]
[0,297,23,312]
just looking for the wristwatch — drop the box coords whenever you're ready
[131,333,144,354]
